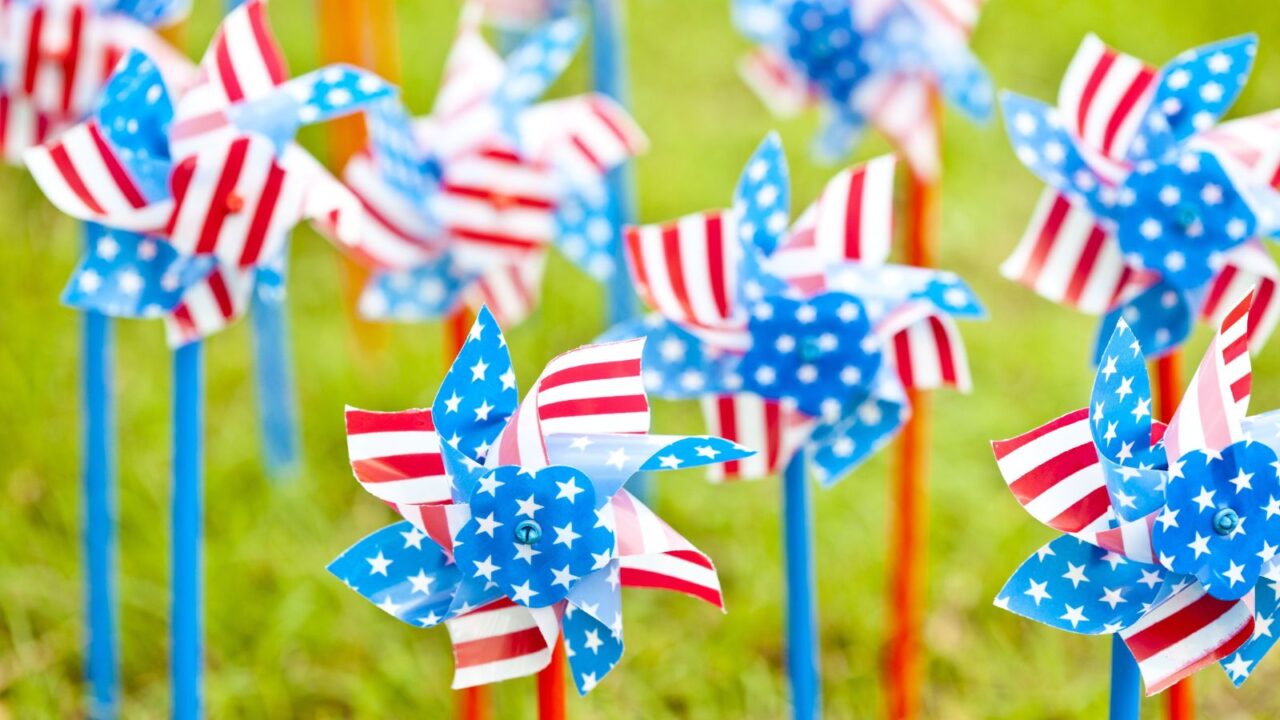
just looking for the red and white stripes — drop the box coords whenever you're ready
[340,152,440,269]
[344,407,452,507]
[1120,583,1254,694]
[2,1,113,120]
[863,77,941,181]
[1095,513,1157,565]
[885,312,971,392]
[625,210,747,351]
[437,146,558,269]
[700,394,810,481]
[611,489,724,609]
[517,95,648,183]
[992,408,1113,542]
[738,47,816,118]
[1057,34,1157,174]
[1165,290,1253,460]
[466,254,544,328]
[163,265,255,347]
[446,598,560,689]
[1198,245,1280,353]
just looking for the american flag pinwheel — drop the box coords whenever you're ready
[339,10,646,328]
[22,0,399,346]
[1001,34,1280,363]
[0,0,194,162]
[603,133,983,485]
[329,306,752,693]
[994,289,1280,694]
[733,0,992,175]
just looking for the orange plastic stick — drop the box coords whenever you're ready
[537,643,568,720]
[1154,352,1192,720]
[886,88,942,720]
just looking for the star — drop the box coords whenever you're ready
[408,569,434,595]
[1224,560,1246,587]
[376,596,402,616]
[418,611,441,627]
[592,550,613,571]
[1193,486,1217,512]
[570,436,593,451]
[443,392,462,413]
[514,542,541,564]
[474,400,494,421]
[1099,587,1126,609]
[1115,376,1134,400]
[1265,496,1280,519]
[582,628,604,654]
[1035,544,1057,561]
[1116,441,1135,463]
[606,447,630,470]
[1101,552,1127,570]
[1115,489,1137,509]
[1138,569,1163,588]
[1131,397,1151,422]
[1025,579,1051,606]
[1188,533,1212,558]
[367,552,392,576]
[556,476,585,503]
[551,565,579,590]
[836,302,860,322]
[400,527,426,549]
[117,269,144,295]
[478,472,505,496]
[500,369,517,390]
[468,321,485,342]
[1224,653,1253,682]
[1156,508,1180,530]
[473,556,500,581]
[1207,52,1233,73]
[79,269,102,292]
[1230,468,1255,494]
[1260,541,1279,564]
[515,495,544,518]
[1257,614,1274,638]
[553,523,582,548]
[695,445,720,459]
[1103,421,1118,443]
[579,672,599,693]
[470,358,489,381]
[1062,562,1089,588]
[510,581,538,605]
[475,512,503,537]
[1060,605,1088,629]
[1099,355,1118,381]
[658,454,682,469]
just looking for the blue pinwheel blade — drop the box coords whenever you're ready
[825,263,986,321]
[808,377,908,487]
[995,535,1166,635]
[1142,35,1258,150]
[430,306,519,468]
[94,50,176,202]
[1219,578,1280,686]
[365,95,438,201]
[327,521,460,629]
[63,226,214,318]
[555,185,618,281]
[228,65,399,150]
[1000,92,1112,220]
[564,600,624,695]
[734,132,790,257]
[1090,319,1162,470]
[933,41,994,123]
[597,315,739,400]
[1093,283,1192,366]
[731,0,785,45]
[495,17,584,110]
[358,260,470,323]
[543,433,756,503]
[813,105,868,165]
[105,0,190,28]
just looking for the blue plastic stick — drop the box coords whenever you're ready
[782,456,820,719]
[249,285,299,480]
[172,342,204,720]
[1109,635,1141,720]
[82,226,118,720]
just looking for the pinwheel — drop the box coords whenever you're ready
[732,0,992,174]
[0,0,193,162]
[340,11,645,330]
[21,1,403,714]
[601,133,982,717]
[330,307,752,696]
[1001,34,1280,363]
[994,290,1280,715]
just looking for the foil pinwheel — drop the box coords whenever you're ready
[604,134,983,485]
[23,0,398,346]
[1002,34,1280,362]
[0,0,193,162]
[339,11,646,327]
[330,307,751,692]
[733,0,992,174]
[994,289,1280,694]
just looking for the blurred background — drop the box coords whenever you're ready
[4,0,1280,717]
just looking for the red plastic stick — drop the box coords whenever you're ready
[886,88,942,720]
[1154,352,1192,720]
[537,643,567,720]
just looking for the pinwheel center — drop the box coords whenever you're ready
[1175,204,1199,232]
[225,192,245,214]
[489,191,516,211]
[799,336,824,363]
[1213,507,1240,536]
[514,520,543,545]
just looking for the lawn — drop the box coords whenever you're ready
[3,0,1280,717]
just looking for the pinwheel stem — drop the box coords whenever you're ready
[1110,635,1142,720]
[886,93,942,720]
[250,287,300,480]
[316,0,393,356]
[172,342,205,720]
[537,644,568,720]
[1153,352,1192,720]
[782,456,821,719]
[81,224,118,719]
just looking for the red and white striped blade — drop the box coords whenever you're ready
[163,264,255,346]
[1000,189,1142,314]
[1057,33,1158,178]
[862,75,941,182]
[625,209,749,351]
[1121,582,1254,695]
[345,407,452,507]
[700,394,812,482]
[166,134,307,268]
[883,310,972,392]
[446,598,561,689]
[0,94,59,164]
[992,408,1114,543]
[1199,242,1280,354]
[611,490,724,609]
[464,252,545,328]
[1165,289,1254,460]
[1095,513,1157,565]
[516,94,647,183]
[438,146,559,270]
[737,47,816,118]
[1191,110,1280,190]
[5,2,111,119]
[338,151,439,269]
[429,26,505,160]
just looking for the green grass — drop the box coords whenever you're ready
[4,0,1280,717]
